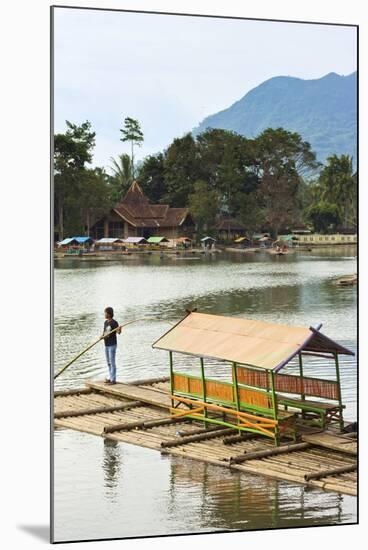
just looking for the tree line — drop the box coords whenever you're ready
[54,118,357,240]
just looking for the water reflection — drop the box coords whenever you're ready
[167,458,349,530]
[103,440,121,499]
[53,247,357,540]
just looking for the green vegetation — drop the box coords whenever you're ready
[54,121,112,240]
[193,72,357,166]
[54,118,357,241]
[109,153,133,201]
[305,154,357,233]
[119,117,144,178]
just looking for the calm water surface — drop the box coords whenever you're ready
[53,248,357,542]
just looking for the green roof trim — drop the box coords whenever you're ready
[147,236,169,243]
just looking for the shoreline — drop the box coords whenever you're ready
[54,244,357,262]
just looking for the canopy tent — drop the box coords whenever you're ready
[176,236,192,243]
[253,233,270,240]
[58,236,93,246]
[124,237,148,244]
[259,236,272,242]
[234,236,250,243]
[274,235,299,245]
[153,312,353,371]
[74,236,93,244]
[200,236,216,242]
[147,236,169,244]
[58,237,78,246]
[96,238,124,244]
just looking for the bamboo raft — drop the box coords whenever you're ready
[54,378,357,497]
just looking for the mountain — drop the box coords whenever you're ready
[193,72,357,166]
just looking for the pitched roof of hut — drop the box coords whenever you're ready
[147,236,169,243]
[113,181,193,229]
[124,236,148,244]
[234,236,250,243]
[217,218,246,231]
[58,237,79,246]
[176,236,193,243]
[200,236,216,242]
[96,238,124,243]
[153,312,354,371]
[74,236,93,243]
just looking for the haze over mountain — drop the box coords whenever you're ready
[193,72,357,166]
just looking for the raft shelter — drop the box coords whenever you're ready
[54,311,357,496]
[153,312,353,445]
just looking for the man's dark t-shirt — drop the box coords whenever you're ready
[103,319,119,346]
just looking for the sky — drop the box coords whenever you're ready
[54,7,357,170]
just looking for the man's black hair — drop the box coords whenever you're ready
[105,306,114,318]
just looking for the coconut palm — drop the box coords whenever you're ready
[109,153,133,197]
[320,155,356,227]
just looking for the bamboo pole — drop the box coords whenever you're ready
[232,362,241,435]
[176,425,226,437]
[334,352,344,432]
[54,317,154,380]
[200,357,208,428]
[269,370,279,445]
[54,401,142,419]
[161,428,236,448]
[103,414,188,434]
[304,463,357,481]
[229,442,310,464]
[223,432,261,445]
[129,376,170,386]
[54,388,93,397]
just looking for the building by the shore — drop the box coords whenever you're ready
[91,181,196,242]
[217,218,246,241]
[292,233,357,245]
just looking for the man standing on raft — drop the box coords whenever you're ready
[102,307,121,384]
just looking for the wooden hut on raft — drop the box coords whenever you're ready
[152,312,354,446]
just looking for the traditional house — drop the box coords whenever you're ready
[217,218,246,241]
[91,181,195,243]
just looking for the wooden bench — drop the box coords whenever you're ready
[171,372,297,445]
[235,365,344,430]
[277,395,345,429]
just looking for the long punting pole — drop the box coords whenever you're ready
[54,318,152,380]
[334,351,344,432]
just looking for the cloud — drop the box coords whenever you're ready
[54,7,357,168]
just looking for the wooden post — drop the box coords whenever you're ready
[269,370,279,446]
[334,352,344,432]
[232,362,241,434]
[169,351,174,410]
[104,218,109,238]
[298,351,305,418]
[200,357,208,427]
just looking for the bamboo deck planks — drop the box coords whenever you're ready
[53,380,358,496]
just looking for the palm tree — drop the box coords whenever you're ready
[320,155,356,227]
[109,153,133,197]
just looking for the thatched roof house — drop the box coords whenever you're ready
[91,181,195,241]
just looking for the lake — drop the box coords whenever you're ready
[53,247,357,542]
